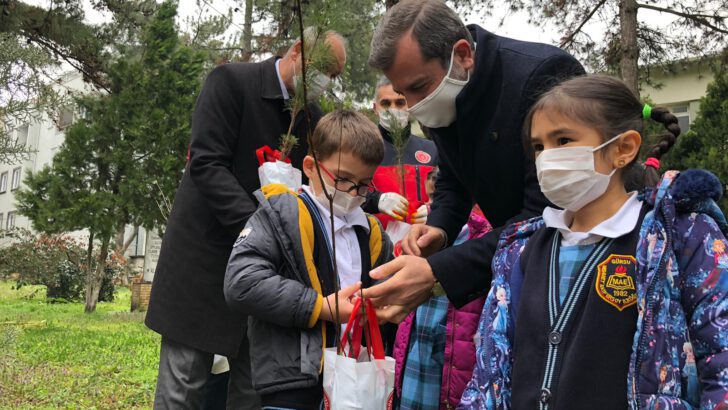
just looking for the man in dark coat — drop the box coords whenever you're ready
[145,30,346,409]
[363,0,585,320]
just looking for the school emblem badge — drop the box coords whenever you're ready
[595,254,637,311]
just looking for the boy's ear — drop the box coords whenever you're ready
[614,130,642,168]
[302,155,315,179]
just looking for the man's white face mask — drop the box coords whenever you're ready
[407,48,469,129]
[294,64,331,100]
[378,108,410,132]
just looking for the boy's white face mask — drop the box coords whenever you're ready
[314,181,365,218]
[535,134,621,212]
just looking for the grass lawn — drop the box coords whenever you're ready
[0,281,159,409]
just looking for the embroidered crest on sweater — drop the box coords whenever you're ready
[596,254,637,311]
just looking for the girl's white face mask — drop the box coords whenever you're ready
[535,134,621,212]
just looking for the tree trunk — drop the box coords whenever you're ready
[619,0,640,98]
[114,227,125,253]
[117,226,138,287]
[84,235,110,313]
[84,232,96,312]
[277,0,293,39]
[242,0,254,61]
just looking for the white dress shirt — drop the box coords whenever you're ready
[543,192,643,246]
[275,59,290,100]
[301,185,370,291]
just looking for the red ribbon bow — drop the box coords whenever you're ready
[256,146,291,166]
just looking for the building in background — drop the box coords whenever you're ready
[641,58,715,133]
[0,71,160,291]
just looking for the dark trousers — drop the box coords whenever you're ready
[153,334,261,409]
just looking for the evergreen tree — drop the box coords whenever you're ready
[663,55,728,213]
[16,0,205,313]
[473,0,728,97]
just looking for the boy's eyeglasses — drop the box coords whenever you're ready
[317,162,376,197]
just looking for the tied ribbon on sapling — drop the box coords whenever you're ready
[256,145,301,191]
[256,146,293,165]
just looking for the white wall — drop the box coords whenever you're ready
[641,61,715,132]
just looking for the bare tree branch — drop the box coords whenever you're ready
[560,0,609,48]
[637,3,728,35]
[22,32,111,93]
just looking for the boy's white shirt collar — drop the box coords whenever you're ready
[301,185,370,233]
[543,191,642,247]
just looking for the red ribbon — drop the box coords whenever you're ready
[340,298,385,360]
[256,146,291,166]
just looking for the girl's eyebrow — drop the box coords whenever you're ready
[546,127,576,138]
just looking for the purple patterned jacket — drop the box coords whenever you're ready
[459,170,728,410]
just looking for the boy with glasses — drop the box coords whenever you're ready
[224,109,393,409]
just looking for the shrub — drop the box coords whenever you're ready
[0,230,125,302]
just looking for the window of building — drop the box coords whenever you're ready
[670,104,690,134]
[0,213,4,231]
[11,168,21,190]
[16,124,29,147]
[0,172,7,193]
[7,211,16,230]
[58,107,75,129]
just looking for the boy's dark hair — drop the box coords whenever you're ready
[523,75,681,190]
[310,109,384,166]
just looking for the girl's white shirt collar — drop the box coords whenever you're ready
[543,191,643,247]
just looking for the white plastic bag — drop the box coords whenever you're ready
[258,160,302,192]
[323,298,395,410]
[384,220,412,246]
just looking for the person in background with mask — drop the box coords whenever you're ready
[362,77,438,230]
[362,0,584,323]
[146,28,346,409]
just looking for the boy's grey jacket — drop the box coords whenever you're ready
[224,184,393,395]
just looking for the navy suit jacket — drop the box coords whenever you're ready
[426,25,585,307]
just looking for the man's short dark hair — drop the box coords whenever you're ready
[369,0,473,70]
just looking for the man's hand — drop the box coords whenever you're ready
[319,282,361,324]
[402,224,446,257]
[362,256,436,324]
[374,304,414,324]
